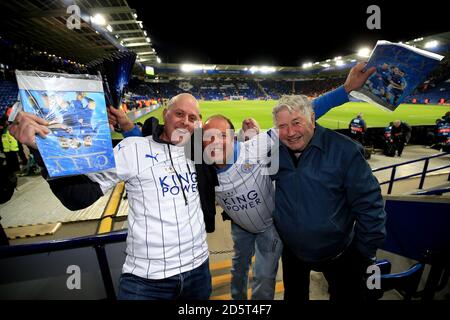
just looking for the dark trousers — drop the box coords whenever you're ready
[393,137,406,156]
[282,243,372,301]
[351,133,365,146]
[5,152,20,172]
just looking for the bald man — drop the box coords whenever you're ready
[9,93,216,300]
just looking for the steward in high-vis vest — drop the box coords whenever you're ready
[2,126,20,172]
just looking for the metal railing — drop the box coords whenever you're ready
[413,187,450,196]
[0,230,128,299]
[1,153,449,299]
[372,152,450,194]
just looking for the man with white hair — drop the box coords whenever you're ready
[9,93,215,300]
[272,92,386,301]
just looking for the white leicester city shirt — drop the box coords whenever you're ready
[215,131,278,233]
[87,136,209,280]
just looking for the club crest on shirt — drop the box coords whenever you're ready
[240,161,255,174]
[224,190,236,197]
[165,166,175,174]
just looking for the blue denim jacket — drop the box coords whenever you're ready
[272,124,386,262]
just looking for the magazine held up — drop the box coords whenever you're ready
[350,40,444,111]
[15,70,116,178]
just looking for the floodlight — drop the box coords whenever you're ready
[91,14,106,26]
[424,40,439,49]
[357,48,371,58]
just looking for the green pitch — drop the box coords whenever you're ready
[112,101,449,139]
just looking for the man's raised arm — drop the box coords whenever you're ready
[312,62,376,119]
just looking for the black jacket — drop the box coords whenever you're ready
[391,122,412,143]
[33,117,219,232]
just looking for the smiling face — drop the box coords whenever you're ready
[275,108,315,152]
[202,117,234,167]
[161,94,201,145]
[84,135,92,147]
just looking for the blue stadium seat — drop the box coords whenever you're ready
[0,80,18,116]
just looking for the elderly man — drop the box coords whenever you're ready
[9,93,215,300]
[271,94,386,301]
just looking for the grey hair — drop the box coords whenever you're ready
[272,95,313,125]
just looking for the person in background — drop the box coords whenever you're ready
[1,121,20,172]
[432,111,450,151]
[383,122,395,157]
[349,113,367,146]
[391,120,412,157]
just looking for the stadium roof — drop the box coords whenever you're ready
[0,0,158,65]
[152,32,450,78]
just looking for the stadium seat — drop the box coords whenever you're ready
[379,262,424,300]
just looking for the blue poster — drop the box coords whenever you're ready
[350,41,444,111]
[16,71,116,178]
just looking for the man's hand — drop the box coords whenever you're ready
[8,111,50,149]
[107,106,134,132]
[241,118,260,141]
[242,118,260,133]
[343,62,376,93]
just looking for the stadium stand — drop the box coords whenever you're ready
[0,81,18,116]
[233,80,262,99]
[260,80,292,99]
[406,60,450,104]
[294,78,345,97]
[406,80,450,105]
[121,77,349,101]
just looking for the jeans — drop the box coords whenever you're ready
[230,222,283,300]
[117,258,211,300]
